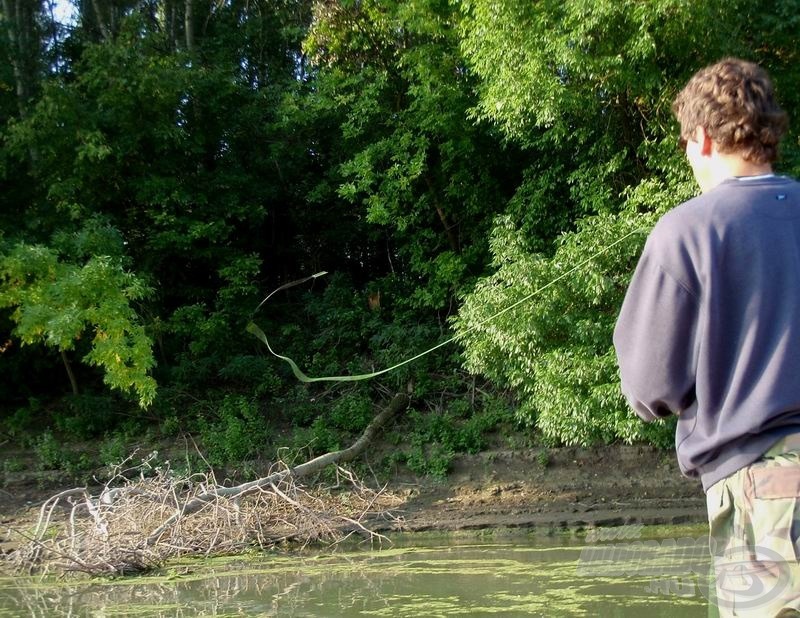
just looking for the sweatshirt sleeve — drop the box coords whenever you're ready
[613,249,700,422]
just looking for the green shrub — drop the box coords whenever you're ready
[34,429,97,476]
[394,397,506,477]
[200,395,271,466]
[34,430,63,470]
[63,452,95,481]
[405,442,453,479]
[99,433,128,466]
[161,414,181,437]
[453,202,685,448]
[2,399,38,440]
[54,394,120,439]
[3,458,24,474]
[536,450,550,468]
[310,416,340,454]
[218,355,281,396]
[330,391,373,433]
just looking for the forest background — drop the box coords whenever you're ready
[2,0,799,481]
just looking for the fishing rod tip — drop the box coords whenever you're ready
[313,271,328,278]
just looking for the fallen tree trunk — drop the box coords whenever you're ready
[145,392,408,545]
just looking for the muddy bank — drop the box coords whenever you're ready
[377,445,706,533]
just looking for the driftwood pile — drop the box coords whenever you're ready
[4,393,409,576]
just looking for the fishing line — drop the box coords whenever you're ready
[246,228,645,383]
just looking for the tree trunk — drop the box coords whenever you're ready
[61,349,80,396]
[1,0,40,119]
[425,175,459,254]
[184,0,194,54]
[167,0,177,51]
[90,0,112,41]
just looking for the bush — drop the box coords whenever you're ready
[199,395,271,466]
[34,429,97,477]
[309,416,340,454]
[54,394,122,440]
[1,399,39,440]
[405,442,453,479]
[99,434,128,466]
[329,391,373,433]
[394,396,507,477]
[218,355,281,396]
[34,430,63,470]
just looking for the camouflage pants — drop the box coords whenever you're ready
[706,436,800,617]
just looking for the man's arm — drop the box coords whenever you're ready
[613,250,700,421]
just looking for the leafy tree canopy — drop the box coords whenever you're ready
[0,236,156,407]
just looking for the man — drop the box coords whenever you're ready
[613,58,800,616]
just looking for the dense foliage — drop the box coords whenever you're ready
[0,238,156,407]
[1,0,799,475]
[452,0,800,446]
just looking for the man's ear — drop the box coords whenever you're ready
[696,126,713,156]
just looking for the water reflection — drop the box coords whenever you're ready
[0,537,711,617]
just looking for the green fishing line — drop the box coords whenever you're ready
[246,228,644,383]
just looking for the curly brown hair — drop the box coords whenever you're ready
[672,58,788,164]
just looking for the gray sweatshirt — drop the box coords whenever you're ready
[613,175,800,491]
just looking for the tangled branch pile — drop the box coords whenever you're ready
[6,457,402,576]
[5,393,410,576]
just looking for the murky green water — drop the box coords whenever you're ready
[0,531,712,617]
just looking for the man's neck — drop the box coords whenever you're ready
[700,151,774,192]
[721,154,774,178]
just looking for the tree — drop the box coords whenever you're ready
[304,0,521,311]
[0,239,157,407]
[453,0,800,446]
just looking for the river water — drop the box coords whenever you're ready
[0,530,712,617]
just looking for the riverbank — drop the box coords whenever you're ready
[1,443,707,561]
[375,444,706,534]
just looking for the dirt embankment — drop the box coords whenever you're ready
[379,445,706,533]
[0,444,707,558]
